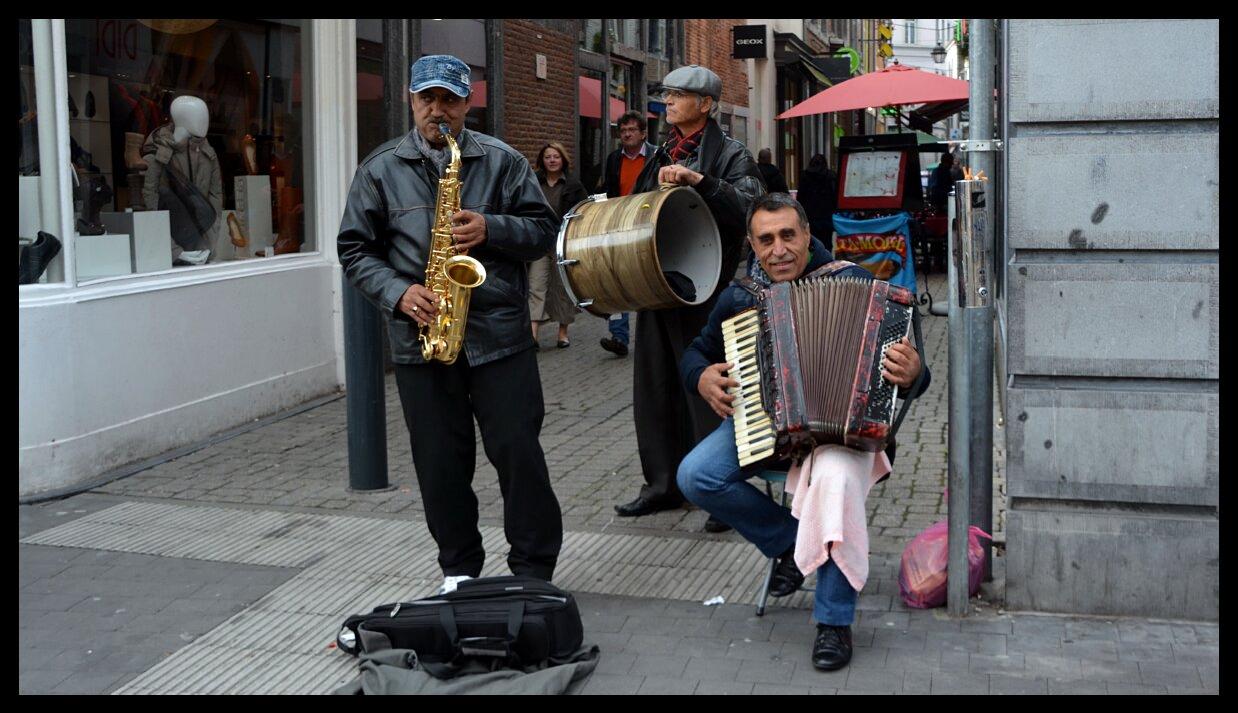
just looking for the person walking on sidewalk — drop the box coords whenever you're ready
[797,153,837,242]
[612,65,765,527]
[528,142,588,348]
[677,193,928,671]
[756,148,789,194]
[337,55,563,594]
[597,110,657,358]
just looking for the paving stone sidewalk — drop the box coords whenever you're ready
[18,273,1218,694]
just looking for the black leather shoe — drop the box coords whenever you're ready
[811,624,853,671]
[19,231,62,285]
[614,495,681,517]
[600,337,629,357]
[768,547,805,597]
[703,515,733,533]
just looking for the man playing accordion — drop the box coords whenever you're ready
[676,192,930,672]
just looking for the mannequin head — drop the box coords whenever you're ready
[169,95,209,144]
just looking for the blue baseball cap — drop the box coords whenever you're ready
[409,54,472,98]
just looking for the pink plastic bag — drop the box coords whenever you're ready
[898,520,993,609]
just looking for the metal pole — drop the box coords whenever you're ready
[341,19,411,493]
[948,179,993,616]
[946,183,970,616]
[342,278,390,492]
[966,18,996,580]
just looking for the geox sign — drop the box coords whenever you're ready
[732,25,767,59]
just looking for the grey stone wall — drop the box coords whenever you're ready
[999,19,1218,620]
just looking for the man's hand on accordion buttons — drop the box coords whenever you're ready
[699,362,740,419]
[882,337,922,389]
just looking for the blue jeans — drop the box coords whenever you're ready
[677,418,858,626]
[607,312,629,345]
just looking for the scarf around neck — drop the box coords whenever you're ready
[665,124,705,164]
[412,128,454,175]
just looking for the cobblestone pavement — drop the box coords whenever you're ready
[93,274,987,557]
[20,272,1217,694]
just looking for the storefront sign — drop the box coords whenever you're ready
[732,25,767,59]
[818,56,852,85]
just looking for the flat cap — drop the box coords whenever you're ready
[660,65,722,100]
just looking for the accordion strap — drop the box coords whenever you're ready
[736,260,856,296]
[735,276,763,297]
[804,260,859,280]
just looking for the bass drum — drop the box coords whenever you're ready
[554,186,722,318]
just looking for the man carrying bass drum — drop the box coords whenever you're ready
[612,65,765,533]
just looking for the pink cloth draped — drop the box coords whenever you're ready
[785,445,892,592]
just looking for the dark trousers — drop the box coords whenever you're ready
[394,347,562,581]
[632,304,722,503]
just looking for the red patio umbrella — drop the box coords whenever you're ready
[777,63,968,119]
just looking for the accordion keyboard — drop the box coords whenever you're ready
[722,308,776,467]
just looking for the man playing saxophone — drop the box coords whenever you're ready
[337,55,563,594]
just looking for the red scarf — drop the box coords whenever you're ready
[665,125,705,163]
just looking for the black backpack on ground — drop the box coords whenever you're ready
[337,575,584,673]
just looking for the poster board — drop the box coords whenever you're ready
[835,134,924,211]
[837,151,908,210]
[832,211,917,292]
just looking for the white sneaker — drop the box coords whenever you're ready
[179,249,210,265]
[437,575,473,595]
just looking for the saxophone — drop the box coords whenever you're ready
[419,123,487,364]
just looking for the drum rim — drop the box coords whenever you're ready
[654,186,722,307]
[554,193,603,314]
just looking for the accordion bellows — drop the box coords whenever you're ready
[724,275,914,466]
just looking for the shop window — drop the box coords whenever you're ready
[18,19,64,285]
[647,20,667,58]
[61,18,310,282]
[581,20,603,54]
[609,61,632,117]
[421,19,488,136]
[356,19,387,159]
[615,19,641,50]
[731,115,748,151]
[578,69,606,194]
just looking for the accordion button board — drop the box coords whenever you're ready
[722,308,776,466]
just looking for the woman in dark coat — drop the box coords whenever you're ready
[529,142,589,347]
[797,153,838,242]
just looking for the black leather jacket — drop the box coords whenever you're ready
[633,119,765,302]
[337,129,558,366]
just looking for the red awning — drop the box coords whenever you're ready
[579,76,635,121]
[778,63,969,119]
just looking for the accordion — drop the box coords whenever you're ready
[723,273,918,467]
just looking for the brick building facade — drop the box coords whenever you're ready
[498,19,579,167]
[684,19,749,108]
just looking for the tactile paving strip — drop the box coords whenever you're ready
[22,502,815,694]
